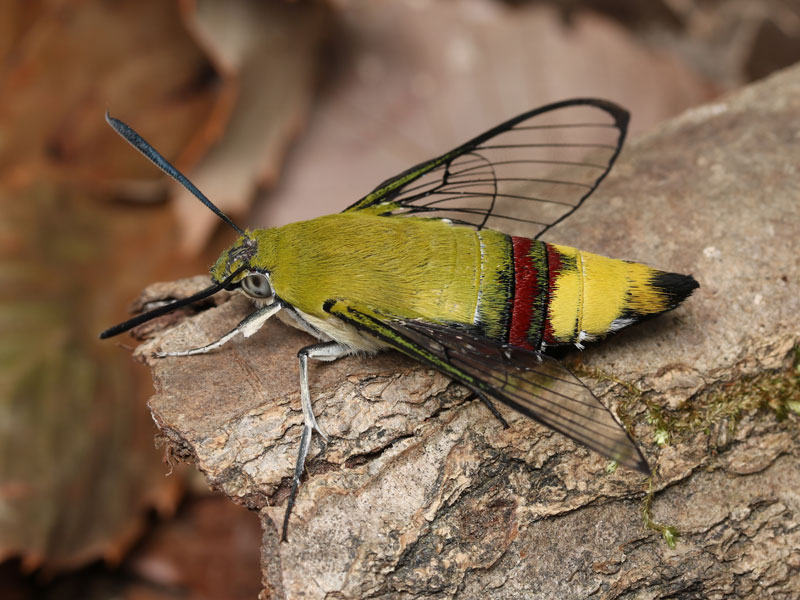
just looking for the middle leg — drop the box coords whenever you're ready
[282,341,351,540]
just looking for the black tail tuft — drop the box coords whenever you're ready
[650,271,700,311]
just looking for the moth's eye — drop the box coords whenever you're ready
[241,273,272,298]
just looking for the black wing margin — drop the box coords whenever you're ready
[343,98,629,240]
[324,300,649,474]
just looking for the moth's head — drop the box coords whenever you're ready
[211,232,276,301]
[99,113,280,340]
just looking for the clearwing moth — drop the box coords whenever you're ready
[101,99,698,540]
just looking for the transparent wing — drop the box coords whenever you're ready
[325,300,649,474]
[343,98,628,239]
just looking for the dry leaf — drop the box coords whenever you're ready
[0,184,200,571]
[0,0,236,571]
[173,0,331,255]
[125,495,262,600]
[0,0,220,193]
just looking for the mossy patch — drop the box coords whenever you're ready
[575,345,800,452]
[648,346,799,447]
[571,345,800,547]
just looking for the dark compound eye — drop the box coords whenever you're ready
[241,273,272,298]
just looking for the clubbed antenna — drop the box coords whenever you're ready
[99,267,245,339]
[105,112,247,236]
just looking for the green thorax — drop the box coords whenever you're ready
[212,213,483,324]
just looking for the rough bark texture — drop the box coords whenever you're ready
[130,65,800,599]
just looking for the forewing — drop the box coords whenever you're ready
[325,300,649,474]
[342,98,628,239]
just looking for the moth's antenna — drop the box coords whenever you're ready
[106,112,247,237]
[99,267,246,339]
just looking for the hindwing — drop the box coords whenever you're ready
[323,299,649,474]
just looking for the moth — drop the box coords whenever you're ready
[101,99,698,540]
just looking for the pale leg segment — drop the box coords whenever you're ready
[298,342,350,441]
[154,301,281,357]
[282,341,350,541]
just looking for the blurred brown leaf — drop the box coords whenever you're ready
[606,0,800,89]
[255,0,715,228]
[0,184,198,571]
[172,0,331,255]
[0,496,261,600]
[745,17,800,81]
[0,0,229,572]
[0,0,220,193]
[124,495,262,600]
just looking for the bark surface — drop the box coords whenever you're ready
[131,65,800,599]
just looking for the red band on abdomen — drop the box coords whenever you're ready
[509,236,538,350]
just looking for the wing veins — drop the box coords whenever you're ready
[403,325,621,418]
[342,98,629,240]
[419,192,573,208]
[324,302,648,473]
[433,177,593,190]
[400,324,632,443]
[511,122,618,131]
[478,142,618,151]
[449,159,609,174]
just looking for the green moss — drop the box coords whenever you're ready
[656,346,799,445]
[571,346,800,548]
[641,478,679,548]
[576,345,800,452]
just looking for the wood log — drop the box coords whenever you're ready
[129,64,800,599]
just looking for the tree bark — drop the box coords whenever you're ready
[129,64,800,599]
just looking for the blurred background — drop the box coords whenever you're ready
[1,0,798,598]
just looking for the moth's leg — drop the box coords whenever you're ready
[297,342,351,441]
[470,388,510,429]
[282,341,350,541]
[155,301,281,357]
[283,423,311,542]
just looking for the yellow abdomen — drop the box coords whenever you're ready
[545,244,697,345]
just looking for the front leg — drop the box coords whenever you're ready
[155,301,281,357]
[283,341,351,541]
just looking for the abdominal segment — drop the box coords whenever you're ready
[474,232,699,350]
